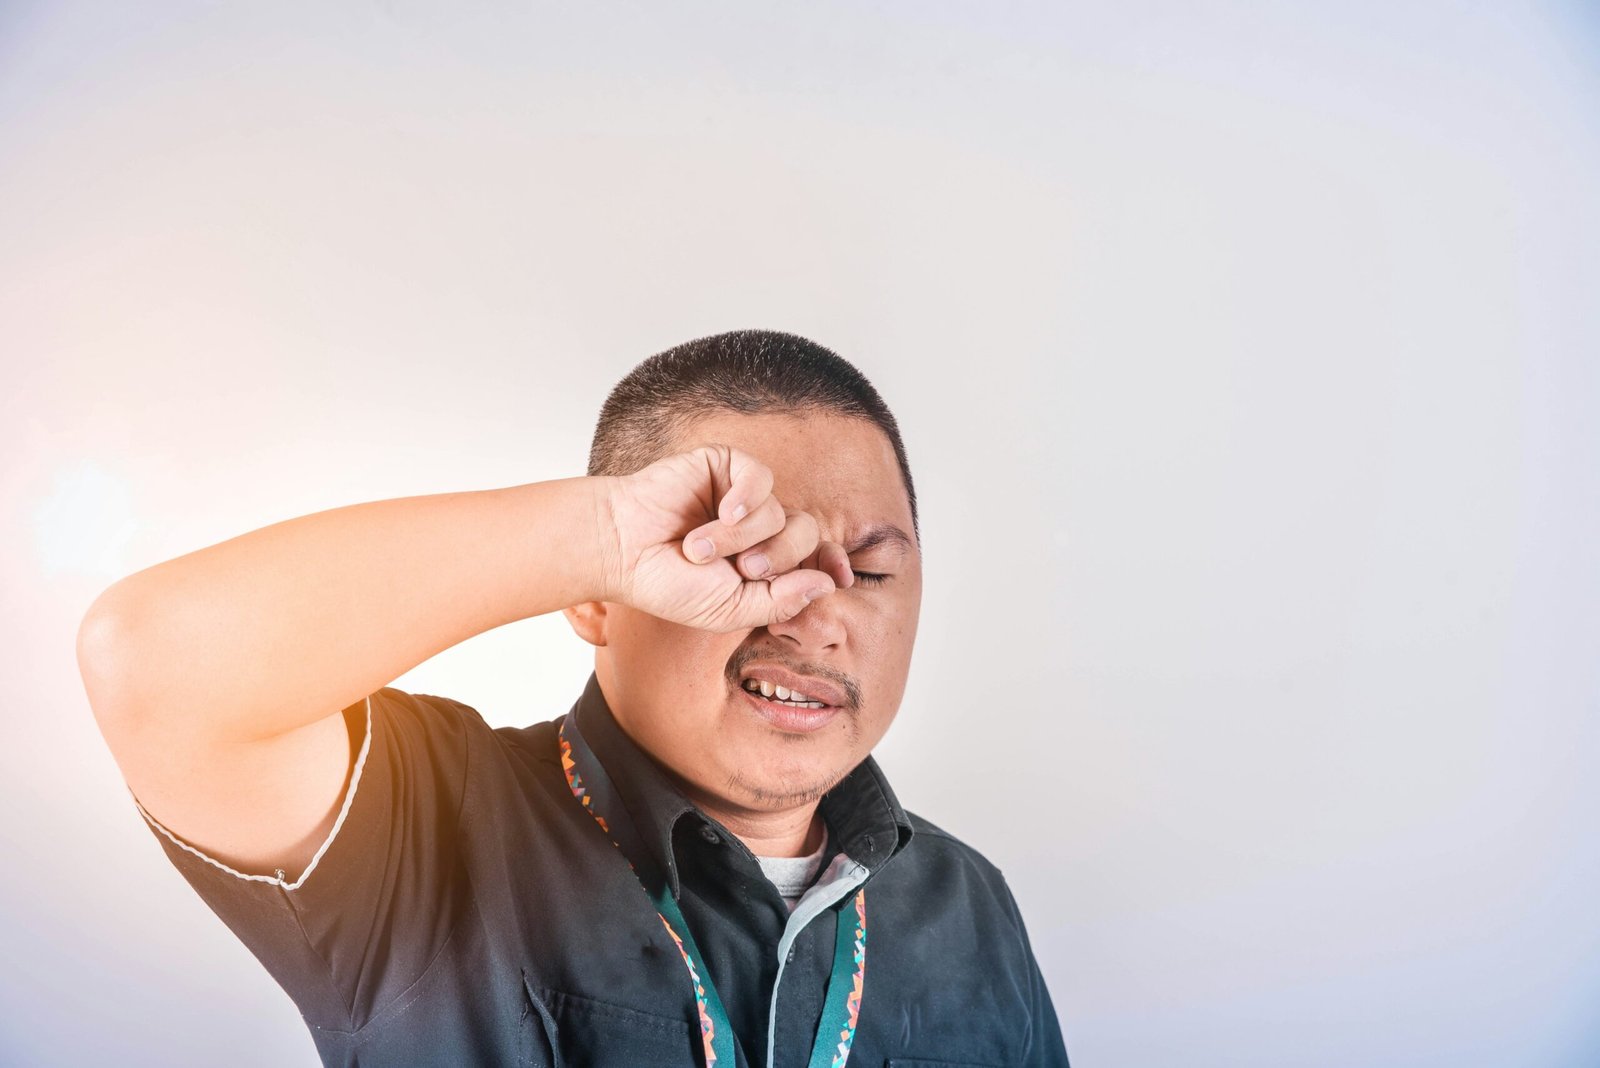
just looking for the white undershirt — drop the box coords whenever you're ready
[754,826,830,913]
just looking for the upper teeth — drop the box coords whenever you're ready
[743,678,815,703]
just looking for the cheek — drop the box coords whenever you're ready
[612,612,745,705]
[844,599,919,716]
[857,588,919,659]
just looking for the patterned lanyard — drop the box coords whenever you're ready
[558,714,867,1068]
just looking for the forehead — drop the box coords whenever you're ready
[669,409,914,545]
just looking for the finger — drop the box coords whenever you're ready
[724,568,836,629]
[682,494,785,564]
[717,447,775,526]
[733,508,821,580]
[814,539,855,589]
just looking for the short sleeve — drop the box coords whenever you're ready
[134,687,482,1033]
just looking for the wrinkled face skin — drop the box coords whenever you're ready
[592,410,922,820]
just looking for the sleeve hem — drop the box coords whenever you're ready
[132,695,375,891]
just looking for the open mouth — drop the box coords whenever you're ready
[730,663,852,734]
[739,677,830,710]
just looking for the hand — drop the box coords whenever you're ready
[596,444,854,632]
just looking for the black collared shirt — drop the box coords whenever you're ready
[137,674,1070,1066]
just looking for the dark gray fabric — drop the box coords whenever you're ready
[141,673,1070,1066]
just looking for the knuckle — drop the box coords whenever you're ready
[791,518,821,549]
[753,499,786,536]
[731,446,767,474]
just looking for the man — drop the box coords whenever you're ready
[77,330,1070,1066]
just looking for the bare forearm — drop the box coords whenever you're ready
[78,476,613,743]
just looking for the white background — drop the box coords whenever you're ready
[3,2,1598,1064]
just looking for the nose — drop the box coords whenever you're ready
[765,586,846,653]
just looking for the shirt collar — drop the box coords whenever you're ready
[568,671,913,899]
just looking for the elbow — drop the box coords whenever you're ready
[77,580,151,731]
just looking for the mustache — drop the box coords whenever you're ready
[726,646,862,711]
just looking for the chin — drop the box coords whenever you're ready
[725,751,854,811]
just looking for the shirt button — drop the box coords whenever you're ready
[700,825,721,845]
[786,945,797,964]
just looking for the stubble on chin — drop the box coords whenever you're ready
[725,764,851,810]
[723,709,867,810]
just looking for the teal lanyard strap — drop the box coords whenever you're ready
[558,714,866,1068]
[811,888,867,1068]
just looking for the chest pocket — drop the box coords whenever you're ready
[520,973,697,1067]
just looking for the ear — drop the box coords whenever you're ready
[563,602,610,647]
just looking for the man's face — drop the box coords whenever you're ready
[592,410,922,816]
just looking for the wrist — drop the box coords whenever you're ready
[586,474,629,605]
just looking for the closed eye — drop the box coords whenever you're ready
[852,571,890,587]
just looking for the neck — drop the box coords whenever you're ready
[685,791,826,858]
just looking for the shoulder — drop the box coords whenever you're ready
[364,688,565,774]
[893,813,1040,945]
[369,686,489,726]
[905,810,1000,866]
[900,810,1013,900]
[365,686,535,749]
[880,814,1045,989]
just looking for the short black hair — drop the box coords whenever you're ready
[588,329,918,540]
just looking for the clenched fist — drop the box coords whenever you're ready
[595,444,855,632]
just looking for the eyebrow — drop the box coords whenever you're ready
[845,523,916,556]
